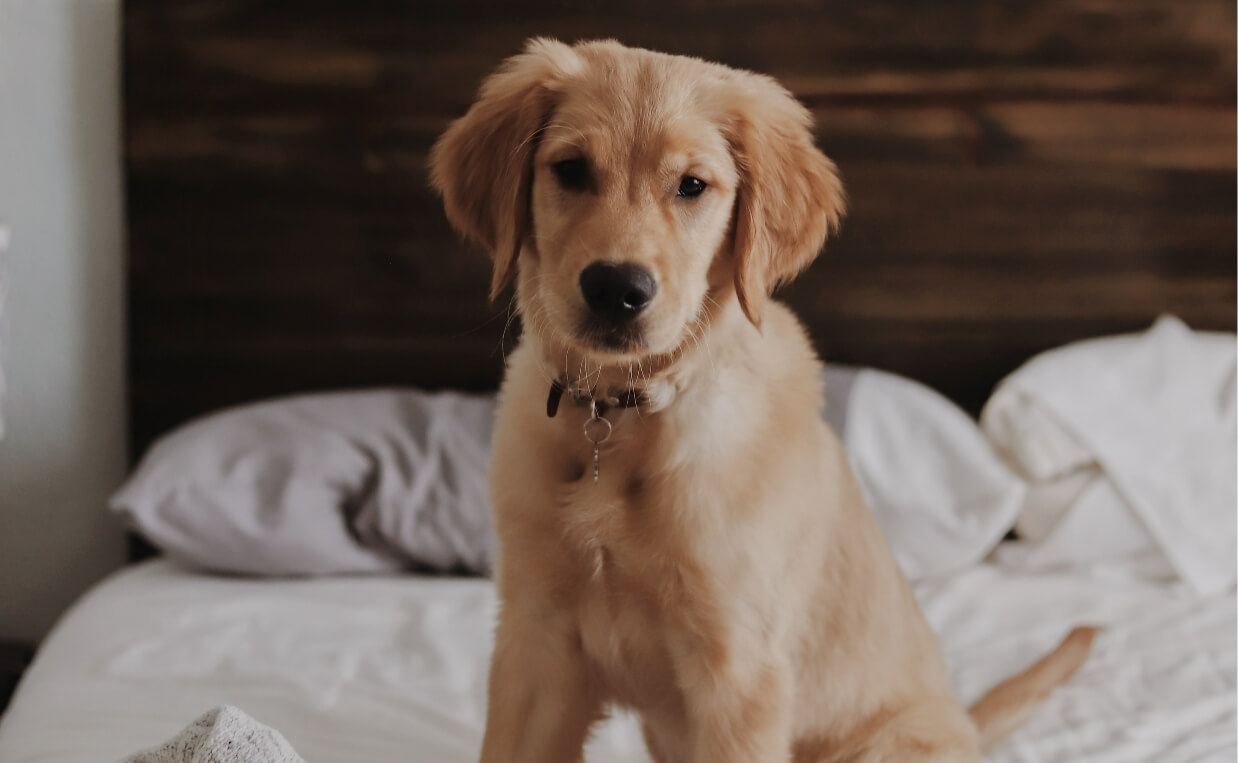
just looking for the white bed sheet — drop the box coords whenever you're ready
[0,559,1232,763]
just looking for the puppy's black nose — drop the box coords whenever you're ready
[579,262,656,322]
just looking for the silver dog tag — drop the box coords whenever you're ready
[583,401,612,485]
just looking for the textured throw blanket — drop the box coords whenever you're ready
[124,705,306,763]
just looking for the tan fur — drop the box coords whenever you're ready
[431,39,1094,763]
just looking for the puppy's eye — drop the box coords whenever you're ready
[677,175,707,198]
[551,158,590,192]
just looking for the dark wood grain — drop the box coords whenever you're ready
[124,0,1237,470]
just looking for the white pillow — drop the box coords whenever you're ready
[828,366,1025,579]
[112,371,1019,582]
[979,316,1237,593]
[110,389,496,576]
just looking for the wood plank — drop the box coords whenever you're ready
[125,0,1236,119]
[128,102,1238,174]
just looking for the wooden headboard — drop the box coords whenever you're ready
[124,1,1236,460]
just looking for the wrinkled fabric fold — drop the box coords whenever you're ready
[983,315,1237,595]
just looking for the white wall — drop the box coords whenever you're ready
[0,0,127,641]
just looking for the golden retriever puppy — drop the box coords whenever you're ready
[431,38,1095,763]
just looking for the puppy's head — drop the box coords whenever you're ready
[430,39,844,368]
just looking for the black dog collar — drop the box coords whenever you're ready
[546,380,645,418]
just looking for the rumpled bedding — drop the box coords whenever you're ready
[983,315,1237,595]
[0,559,1231,762]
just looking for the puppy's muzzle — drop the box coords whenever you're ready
[579,261,657,324]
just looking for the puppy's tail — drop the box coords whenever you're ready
[968,626,1099,753]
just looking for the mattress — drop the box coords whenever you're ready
[0,559,1233,762]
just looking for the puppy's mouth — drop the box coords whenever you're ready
[575,317,647,355]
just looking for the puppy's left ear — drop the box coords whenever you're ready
[429,38,580,301]
[724,75,846,326]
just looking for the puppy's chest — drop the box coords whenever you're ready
[549,414,673,551]
[549,435,692,706]
[574,562,679,707]
[551,434,685,589]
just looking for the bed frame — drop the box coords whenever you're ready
[123,2,1236,559]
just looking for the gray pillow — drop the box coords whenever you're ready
[110,389,496,576]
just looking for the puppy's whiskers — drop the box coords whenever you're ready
[497,293,521,361]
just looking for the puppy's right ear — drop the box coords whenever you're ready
[429,38,580,301]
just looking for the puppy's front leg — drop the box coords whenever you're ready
[479,606,601,763]
[680,652,794,763]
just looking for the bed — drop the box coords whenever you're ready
[1,2,1236,761]
[0,558,1230,762]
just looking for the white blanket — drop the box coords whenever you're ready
[982,316,1237,595]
